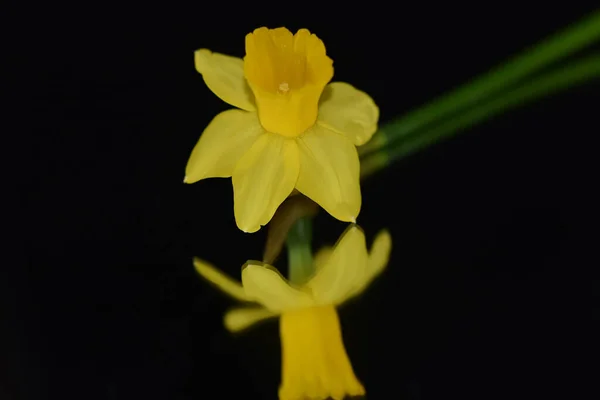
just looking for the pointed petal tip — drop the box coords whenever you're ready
[183,176,188,183]
[193,48,211,72]
[192,257,206,272]
[338,208,358,225]
[238,223,261,234]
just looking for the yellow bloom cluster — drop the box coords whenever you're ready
[186,27,390,400]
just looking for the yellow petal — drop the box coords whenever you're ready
[318,82,379,146]
[313,246,332,272]
[306,225,368,305]
[296,126,361,223]
[184,110,263,183]
[347,229,392,299]
[194,49,255,111]
[223,307,277,332]
[279,305,365,400]
[367,229,392,276]
[241,262,314,312]
[193,258,249,302]
[232,133,299,233]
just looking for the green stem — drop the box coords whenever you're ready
[286,217,314,285]
[359,10,600,156]
[361,54,600,178]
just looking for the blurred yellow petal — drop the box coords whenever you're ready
[194,49,255,111]
[279,305,365,400]
[224,307,277,332]
[367,229,392,276]
[184,110,263,183]
[241,263,314,312]
[347,229,392,299]
[296,126,361,223]
[318,82,379,146]
[232,133,299,233]
[193,258,249,302]
[307,225,368,305]
[313,246,332,272]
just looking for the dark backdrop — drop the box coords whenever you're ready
[8,4,597,400]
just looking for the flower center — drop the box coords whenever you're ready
[278,305,365,400]
[278,81,289,94]
[244,27,333,138]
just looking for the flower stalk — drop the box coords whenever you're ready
[286,217,314,285]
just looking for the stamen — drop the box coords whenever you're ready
[278,82,290,94]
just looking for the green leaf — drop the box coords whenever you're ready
[360,54,600,178]
[359,10,600,157]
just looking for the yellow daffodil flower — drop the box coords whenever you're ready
[185,27,379,233]
[193,225,392,400]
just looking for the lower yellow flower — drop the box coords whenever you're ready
[194,225,392,400]
[185,27,379,233]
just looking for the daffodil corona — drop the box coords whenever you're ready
[185,27,379,233]
[193,225,392,400]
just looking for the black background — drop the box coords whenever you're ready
[8,4,597,400]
